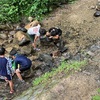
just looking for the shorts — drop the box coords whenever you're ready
[25,32,35,43]
[5,75,12,81]
[28,34,35,43]
[19,66,31,72]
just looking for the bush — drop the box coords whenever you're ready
[0,0,76,23]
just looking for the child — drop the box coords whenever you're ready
[0,47,14,94]
[9,49,32,82]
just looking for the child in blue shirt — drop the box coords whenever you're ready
[0,47,14,94]
[10,49,32,82]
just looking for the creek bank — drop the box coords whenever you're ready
[12,41,100,100]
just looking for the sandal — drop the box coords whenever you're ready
[10,90,14,94]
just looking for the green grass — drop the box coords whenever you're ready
[92,95,100,100]
[33,60,87,86]
[92,88,100,100]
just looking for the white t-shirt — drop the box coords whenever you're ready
[27,24,40,36]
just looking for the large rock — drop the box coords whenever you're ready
[0,33,7,40]
[14,31,29,41]
[0,24,13,31]
[20,46,32,55]
[6,47,13,53]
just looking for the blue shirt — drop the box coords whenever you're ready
[14,54,32,69]
[0,57,8,76]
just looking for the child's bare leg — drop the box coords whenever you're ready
[16,69,23,81]
[8,80,14,92]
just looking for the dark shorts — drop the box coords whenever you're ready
[19,66,31,72]
[5,75,12,81]
[25,32,35,43]
[28,34,35,43]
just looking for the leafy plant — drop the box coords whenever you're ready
[0,0,77,23]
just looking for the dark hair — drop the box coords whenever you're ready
[50,29,57,36]
[9,49,17,56]
[0,47,5,55]
[49,27,62,36]
[39,28,46,36]
[49,27,58,36]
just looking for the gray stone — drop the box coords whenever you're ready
[20,46,32,55]
[0,33,7,40]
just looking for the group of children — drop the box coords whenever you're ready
[17,22,64,52]
[0,17,66,94]
[0,47,32,94]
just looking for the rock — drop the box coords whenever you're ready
[90,6,95,9]
[13,45,19,49]
[16,27,27,33]
[87,51,95,56]
[0,33,7,40]
[28,16,33,22]
[2,40,8,45]
[35,69,42,76]
[8,34,13,43]
[36,53,55,73]
[29,56,38,61]
[0,24,13,31]
[60,46,68,53]
[94,11,100,17]
[65,31,70,37]
[52,50,62,57]
[9,31,15,35]
[38,53,53,63]
[62,52,72,60]
[18,38,30,46]
[6,47,13,53]
[15,31,28,41]
[20,46,32,55]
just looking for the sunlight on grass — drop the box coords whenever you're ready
[33,60,87,86]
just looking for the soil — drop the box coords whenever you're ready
[0,0,100,100]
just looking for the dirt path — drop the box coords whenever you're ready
[43,0,100,54]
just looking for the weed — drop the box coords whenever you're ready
[92,88,100,100]
[33,60,87,86]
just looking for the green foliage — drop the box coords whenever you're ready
[0,0,76,23]
[92,95,100,100]
[92,88,100,100]
[33,60,86,86]
[68,0,76,3]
